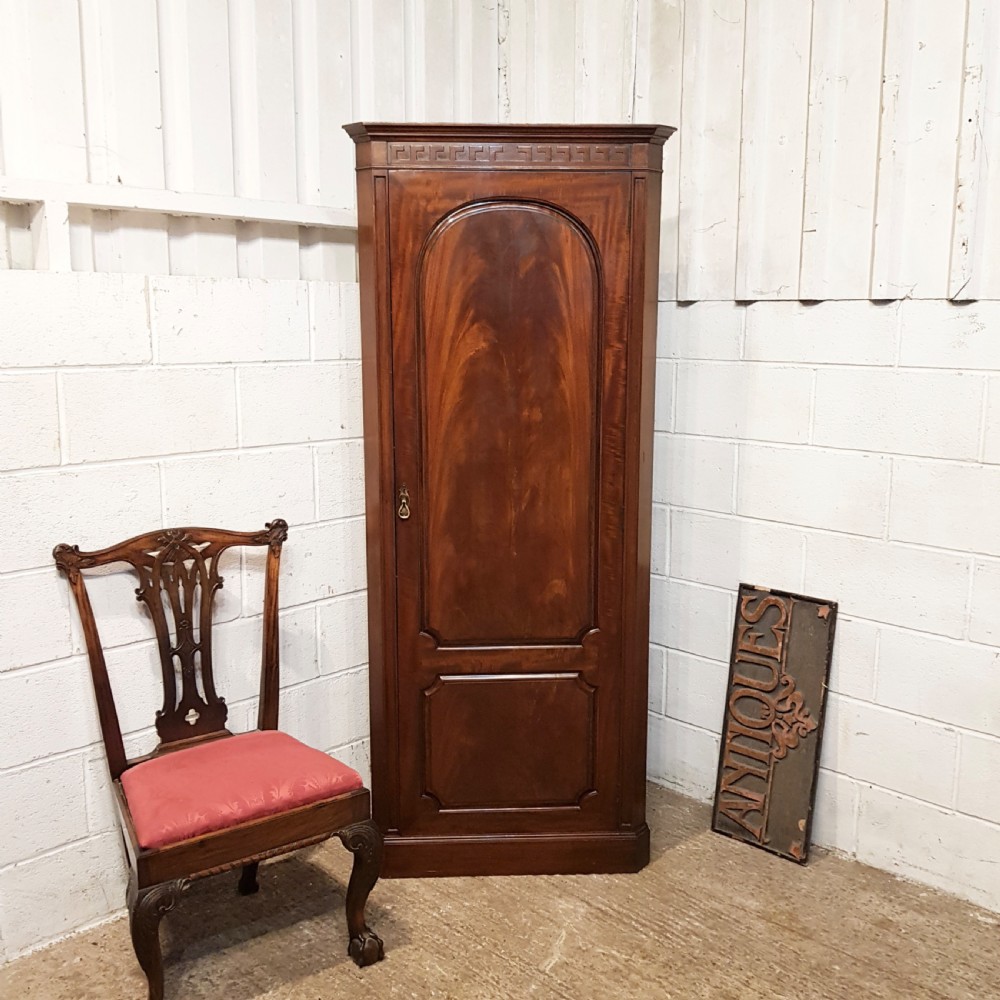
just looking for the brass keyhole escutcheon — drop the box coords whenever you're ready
[397,485,411,521]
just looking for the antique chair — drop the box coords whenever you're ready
[53,520,384,1000]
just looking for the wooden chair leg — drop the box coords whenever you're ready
[128,877,187,1000]
[337,819,385,967]
[238,861,260,895]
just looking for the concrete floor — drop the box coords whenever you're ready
[1,784,996,1000]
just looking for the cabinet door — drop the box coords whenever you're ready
[388,170,632,836]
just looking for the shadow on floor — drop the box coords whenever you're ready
[3,784,998,1000]
[646,783,707,862]
[161,852,401,1000]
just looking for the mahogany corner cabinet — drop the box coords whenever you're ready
[345,122,674,877]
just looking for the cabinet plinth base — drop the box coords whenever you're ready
[379,824,650,878]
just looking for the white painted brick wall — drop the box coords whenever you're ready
[744,300,900,367]
[662,650,728,732]
[812,368,983,459]
[803,533,971,638]
[669,509,805,593]
[654,434,736,512]
[875,630,1000,733]
[318,593,369,674]
[898,301,1000,370]
[956,734,1000,825]
[0,375,60,471]
[238,362,363,446]
[150,276,310,364]
[647,714,719,799]
[823,696,959,807]
[315,439,366,520]
[4,274,1000,960]
[0,271,371,958]
[650,503,668,576]
[161,448,315,526]
[737,444,890,537]
[0,833,128,956]
[857,788,1000,913]
[0,755,89,868]
[0,273,150,367]
[0,465,162,572]
[811,770,860,856]
[984,379,1000,463]
[826,617,878,700]
[659,301,742,361]
[890,459,1000,555]
[61,368,240,463]
[310,283,362,360]
[0,660,101,769]
[647,300,1000,917]
[674,361,813,442]
[970,561,1000,644]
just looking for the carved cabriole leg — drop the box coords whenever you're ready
[127,876,188,1000]
[337,820,385,967]
[238,861,260,895]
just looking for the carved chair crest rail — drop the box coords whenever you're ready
[53,520,383,1000]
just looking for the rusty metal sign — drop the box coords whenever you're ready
[712,584,837,863]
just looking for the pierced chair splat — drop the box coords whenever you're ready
[53,519,384,1000]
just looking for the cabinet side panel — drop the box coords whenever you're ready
[355,161,399,831]
[620,165,663,832]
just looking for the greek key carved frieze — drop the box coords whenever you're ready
[387,142,631,166]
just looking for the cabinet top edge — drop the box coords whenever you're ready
[343,122,676,145]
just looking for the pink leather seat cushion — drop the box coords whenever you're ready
[121,730,363,849]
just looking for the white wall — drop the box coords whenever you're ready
[647,298,1000,915]
[0,272,370,958]
[1,0,999,962]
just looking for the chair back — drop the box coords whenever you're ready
[53,520,288,779]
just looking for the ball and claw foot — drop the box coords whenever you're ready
[338,819,385,968]
[349,928,385,967]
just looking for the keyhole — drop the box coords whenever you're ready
[185,708,200,726]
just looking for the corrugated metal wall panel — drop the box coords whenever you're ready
[157,0,239,276]
[0,0,89,183]
[574,0,635,122]
[798,0,885,300]
[456,0,501,121]
[633,0,683,301]
[79,0,166,189]
[498,0,632,124]
[1,0,998,297]
[870,0,967,299]
[352,0,406,120]
[950,0,1000,300]
[734,0,812,300]
[512,0,577,121]
[676,0,746,301]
